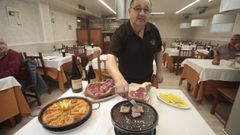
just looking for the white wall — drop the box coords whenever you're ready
[150,18,192,46]
[150,14,240,46]
[0,0,78,53]
[0,0,42,44]
[50,9,77,42]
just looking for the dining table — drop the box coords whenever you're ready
[15,81,215,135]
[42,53,72,91]
[171,42,196,49]
[0,76,30,126]
[179,58,240,103]
[42,46,102,91]
[163,48,209,72]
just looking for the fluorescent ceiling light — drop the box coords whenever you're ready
[176,0,200,14]
[151,12,165,15]
[208,0,213,2]
[98,0,116,14]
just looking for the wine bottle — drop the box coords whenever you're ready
[71,55,82,93]
[62,48,66,57]
[91,43,94,48]
[87,60,96,83]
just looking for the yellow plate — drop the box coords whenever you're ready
[157,93,190,109]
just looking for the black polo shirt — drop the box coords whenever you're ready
[109,21,162,83]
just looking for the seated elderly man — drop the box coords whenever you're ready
[216,34,240,60]
[0,38,27,82]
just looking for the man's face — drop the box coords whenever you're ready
[229,36,240,46]
[128,0,151,27]
[0,38,8,54]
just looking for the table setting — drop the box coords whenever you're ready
[15,80,215,135]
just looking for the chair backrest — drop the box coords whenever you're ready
[23,52,45,69]
[174,49,195,75]
[23,52,50,93]
[178,49,195,58]
[195,44,206,50]
[162,41,167,52]
[89,50,111,81]
[65,45,78,54]
[77,45,87,56]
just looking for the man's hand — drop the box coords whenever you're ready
[115,78,129,98]
[155,72,163,83]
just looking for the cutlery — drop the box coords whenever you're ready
[130,99,138,107]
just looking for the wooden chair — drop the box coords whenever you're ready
[174,48,195,75]
[211,88,237,125]
[65,45,78,54]
[23,52,50,94]
[195,43,206,50]
[18,52,41,106]
[162,41,167,53]
[89,50,111,81]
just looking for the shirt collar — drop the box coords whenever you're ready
[127,21,152,36]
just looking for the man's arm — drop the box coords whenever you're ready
[106,54,128,94]
[154,51,163,83]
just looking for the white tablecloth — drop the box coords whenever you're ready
[196,49,209,55]
[85,46,101,56]
[0,76,21,91]
[43,54,72,71]
[164,48,180,56]
[165,48,209,57]
[44,46,101,71]
[15,82,215,135]
[171,43,196,49]
[165,48,193,56]
[181,59,240,82]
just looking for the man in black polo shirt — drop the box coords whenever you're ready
[107,0,163,94]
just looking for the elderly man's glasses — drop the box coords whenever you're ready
[131,7,151,14]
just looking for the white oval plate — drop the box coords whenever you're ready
[156,93,190,109]
[83,93,118,103]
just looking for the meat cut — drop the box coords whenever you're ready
[128,82,151,102]
[84,79,115,99]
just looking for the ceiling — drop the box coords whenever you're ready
[50,0,222,19]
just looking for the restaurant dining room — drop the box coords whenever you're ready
[1,0,240,135]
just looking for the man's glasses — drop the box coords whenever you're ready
[131,7,151,14]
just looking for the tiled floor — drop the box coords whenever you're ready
[0,67,229,135]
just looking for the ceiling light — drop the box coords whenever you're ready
[176,0,200,14]
[151,12,165,15]
[98,0,116,14]
[208,0,213,2]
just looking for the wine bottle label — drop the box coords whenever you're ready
[71,79,82,90]
[82,70,86,79]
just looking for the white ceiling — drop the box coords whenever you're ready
[51,0,222,19]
